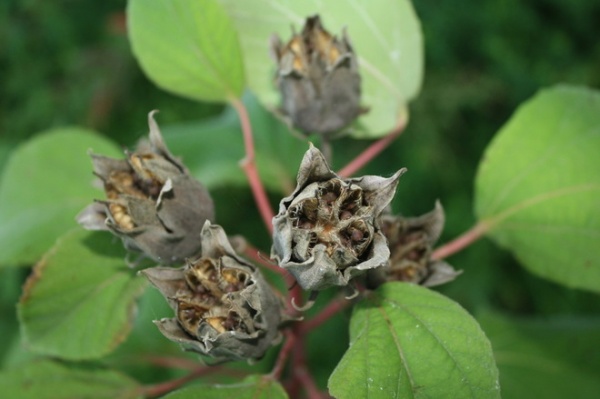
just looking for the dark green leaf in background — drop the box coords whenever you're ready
[479,311,600,399]
[0,128,121,267]
[128,0,245,103]
[18,229,148,360]
[475,85,600,293]
[329,282,500,399]
[161,375,288,399]
[0,360,142,399]
[218,0,423,138]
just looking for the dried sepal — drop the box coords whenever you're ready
[77,111,215,265]
[368,201,462,288]
[141,222,283,362]
[271,15,362,136]
[272,145,405,291]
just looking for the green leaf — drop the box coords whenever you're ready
[0,128,121,267]
[218,0,423,138]
[161,375,288,399]
[478,311,600,399]
[0,360,142,399]
[18,229,148,360]
[128,0,245,102]
[474,85,600,293]
[329,282,500,399]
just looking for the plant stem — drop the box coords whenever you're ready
[141,356,200,370]
[230,97,275,234]
[140,366,220,398]
[337,115,407,178]
[431,221,490,261]
[292,328,326,399]
[299,296,353,334]
[270,330,296,380]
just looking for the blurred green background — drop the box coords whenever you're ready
[1,0,600,396]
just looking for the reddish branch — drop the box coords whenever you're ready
[230,98,275,234]
[431,221,489,261]
[140,366,222,398]
[299,296,353,334]
[337,116,407,178]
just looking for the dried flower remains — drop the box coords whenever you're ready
[77,111,214,265]
[271,15,362,136]
[142,222,283,362]
[272,145,405,291]
[368,201,462,288]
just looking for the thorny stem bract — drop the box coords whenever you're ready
[230,97,275,234]
[337,115,408,178]
[431,221,490,261]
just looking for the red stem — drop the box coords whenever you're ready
[140,356,200,370]
[298,296,353,334]
[431,221,489,261]
[270,330,296,380]
[292,333,328,399]
[230,98,275,234]
[337,116,407,178]
[140,366,221,398]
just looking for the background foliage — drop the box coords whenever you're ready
[1,0,599,397]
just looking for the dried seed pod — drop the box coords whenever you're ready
[368,201,462,288]
[141,222,283,362]
[272,144,405,291]
[77,111,214,265]
[271,15,361,136]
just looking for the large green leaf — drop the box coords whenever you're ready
[162,376,288,399]
[0,360,142,399]
[0,128,121,267]
[479,311,600,399]
[329,282,500,399]
[475,85,600,292]
[18,229,148,360]
[128,0,245,102]
[219,0,423,138]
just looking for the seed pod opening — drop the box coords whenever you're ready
[142,222,283,362]
[77,111,214,265]
[272,145,405,291]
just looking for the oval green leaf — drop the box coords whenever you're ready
[0,360,142,399]
[18,229,148,360]
[475,85,600,292]
[328,282,500,399]
[479,311,600,399]
[162,375,288,399]
[218,0,423,138]
[128,0,245,102]
[0,128,121,267]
